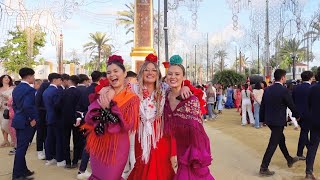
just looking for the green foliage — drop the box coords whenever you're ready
[116,3,134,35]
[213,70,246,86]
[278,38,306,69]
[214,50,228,72]
[83,32,112,71]
[311,66,318,75]
[0,27,46,74]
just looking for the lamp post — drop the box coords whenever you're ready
[290,53,297,80]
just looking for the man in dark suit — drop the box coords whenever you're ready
[35,80,50,160]
[12,68,38,180]
[292,71,313,160]
[77,72,101,177]
[43,73,65,167]
[61,75,82,169]
[61,74,70,90]
[305,68,320,179]
[259,69,300,176]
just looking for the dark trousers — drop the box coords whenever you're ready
[36,110,47,151]
[45,124,64,162]
[79,139,90,172]
[64,125,83,165]
[13,126,34,178]
[297,123,310,157]
[306,126,320,174]
[261,126,293,169]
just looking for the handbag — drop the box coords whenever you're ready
[3,108,10,119]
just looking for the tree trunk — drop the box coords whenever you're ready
[97,48,101,71]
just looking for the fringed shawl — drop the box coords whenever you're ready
[131,83,167,163]
[82,87,140,165]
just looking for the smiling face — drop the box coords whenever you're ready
[167,65,185,88]
[2,76,10,85]
[143,62,158,85]
[107,63,126,89]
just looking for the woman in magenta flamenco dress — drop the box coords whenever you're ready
[164,55,214,180]
[83,55,140,180]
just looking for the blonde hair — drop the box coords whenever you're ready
[206,83,214,94]
[137,62,163,117]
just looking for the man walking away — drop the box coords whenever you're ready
[305,67,320,180]
[259,69,300,176]
[292,71,313,160]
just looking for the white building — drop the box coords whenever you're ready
[286,63,308,80]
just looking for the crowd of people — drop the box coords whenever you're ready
[0,53,214,180]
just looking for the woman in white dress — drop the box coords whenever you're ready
[241,84,254,126]
[0,75,14,147]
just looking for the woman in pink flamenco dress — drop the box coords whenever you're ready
[83,55,140,180]
[164,55,214,180]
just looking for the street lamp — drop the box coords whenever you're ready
[290,53,298,80]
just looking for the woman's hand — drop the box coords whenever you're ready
[180,86,192,100]
[171,156,178,173]
[98,93,111,109]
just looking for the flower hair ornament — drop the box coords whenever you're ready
[145,53,158,64]
[107,55,124,65]
[169,55,183,65]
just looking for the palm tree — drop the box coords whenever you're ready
[215,50,228,72]
[83,32,112,71]
[116,3,134,44]
[279,38,306,69]
[304,21,320,43]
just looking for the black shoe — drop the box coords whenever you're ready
[288,157,299,168]
[306,173,317,180]
[259,168,275,177]
[297,156,306,160]
[12,176,34,180]
[71,163,78,169]
[24,170,35,177]
[65,164,72,169]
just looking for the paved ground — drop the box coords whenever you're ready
[0,109,317,180]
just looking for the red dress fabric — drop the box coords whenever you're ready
[128,133,176,180]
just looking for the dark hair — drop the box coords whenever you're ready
[126,71,137,78]
[244,84,249,97]
[48,73,62,82]
[274,69,286,81]
[107,62,126,72]
[101,72,107,77]
[70,75,80,85]
[170,64,186,76]
[316,67,320,81]
[237,84,241,89]
[43,79,49,83]
[14,81,21,86]
[19,68,35,79]
[78,74,90,83]
[296,80,301,84]
[254,82,262,90]
[91,71,102,82]
[196,85,204,91]
[0,75,13,87]
[301,71,313,81]
[61,74,70,81]
[261,81,267,89]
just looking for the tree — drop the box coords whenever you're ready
[278,38,306,69]
[83,32,112,71]
[311,66,318,75]
[116,3,134,44]
[0,27,46,74]
[213,70,245,86]
[214,50,228,72]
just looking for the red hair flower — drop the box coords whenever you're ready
[95,79,110,93]
[107,55,124,65]
[145,53,158,63]
[162,62,170,69]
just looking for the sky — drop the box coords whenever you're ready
[1,0,320,68]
